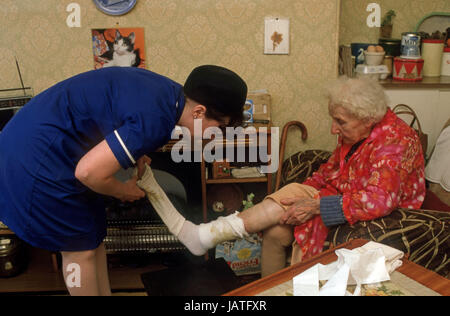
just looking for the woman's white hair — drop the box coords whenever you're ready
[326,76,388,122]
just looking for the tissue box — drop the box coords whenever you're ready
[246,92,271,123]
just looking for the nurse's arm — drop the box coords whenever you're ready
[75,140,145,202]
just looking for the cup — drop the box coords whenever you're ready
[351,43,376,65]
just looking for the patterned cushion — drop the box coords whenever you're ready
[324,208,450,278]
[280,150,332,187]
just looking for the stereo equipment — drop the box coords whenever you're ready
[0,58,33,131]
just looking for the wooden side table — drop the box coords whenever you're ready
[224,239,450,296]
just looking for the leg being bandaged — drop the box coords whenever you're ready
[137,164,249,256]
[137,166,319,259]
[197,212,249,250]
[136,164,186,236]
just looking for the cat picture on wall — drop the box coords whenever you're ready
[92,28,145,69]
[102,30,140,67]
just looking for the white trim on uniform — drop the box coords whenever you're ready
[114,130,136,165]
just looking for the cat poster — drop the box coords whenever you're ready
[92,27,146,69]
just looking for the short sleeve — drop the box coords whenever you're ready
[100,68,182,169]
[105,113,173,169]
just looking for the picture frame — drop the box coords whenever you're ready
[92,27,146,69]
[264,17,290,55]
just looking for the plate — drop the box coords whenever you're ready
[93,0,137,16]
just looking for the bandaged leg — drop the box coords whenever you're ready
[237,183,318,233]
[197,197,287,253]
[137,165,205,255]
[137,164,186,236]
[137,165,316,258]
[197,211,249,250]
[182,185,317,252]
[136,165,249,255]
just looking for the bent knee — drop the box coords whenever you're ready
[265,183,318,209]
[263,224,294,248]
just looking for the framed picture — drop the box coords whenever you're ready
[264,17,290,55]
[92,27,146,69]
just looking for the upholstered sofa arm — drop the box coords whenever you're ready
[279,150,332,187]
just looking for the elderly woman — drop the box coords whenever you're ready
[137,76,426,277]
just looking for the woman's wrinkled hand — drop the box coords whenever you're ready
[279,197,320,226]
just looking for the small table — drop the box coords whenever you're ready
[223,239,450,296]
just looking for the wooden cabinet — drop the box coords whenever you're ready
[200,125,274,223]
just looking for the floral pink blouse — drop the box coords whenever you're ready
[296,109,426,259]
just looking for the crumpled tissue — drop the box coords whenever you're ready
[293,241,404,296]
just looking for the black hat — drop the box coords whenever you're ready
[184,65,248,123]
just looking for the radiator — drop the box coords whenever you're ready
[104,197,186,254]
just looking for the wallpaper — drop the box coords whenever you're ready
[340,0,450,45]
[0,0,341,158]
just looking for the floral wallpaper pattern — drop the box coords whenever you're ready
[2,0,340,158]
[340,0,450,45]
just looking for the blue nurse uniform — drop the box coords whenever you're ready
[0,67,185,251]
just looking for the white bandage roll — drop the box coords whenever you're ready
[137,164,186,236]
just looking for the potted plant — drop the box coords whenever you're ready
[380,10,396,38]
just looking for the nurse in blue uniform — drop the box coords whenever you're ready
[0,65,247,295]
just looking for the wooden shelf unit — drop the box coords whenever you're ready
[0,229,14,236]
[206,177,268,184]
[200,125,273,223]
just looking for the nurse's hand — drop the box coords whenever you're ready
[76,139,147,201]
[137,155,152,179]
[120,174,146,202]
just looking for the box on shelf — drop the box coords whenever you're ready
[393,57,424,81]
[212,160,232,179]
[246,91,271,124]
[355,64,389,80]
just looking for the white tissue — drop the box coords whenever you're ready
[355,241,404,274]
[293,241,404,296]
